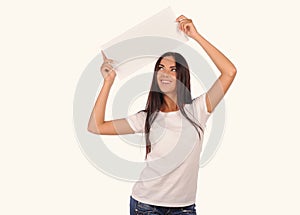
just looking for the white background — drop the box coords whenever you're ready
[1,0,299,214]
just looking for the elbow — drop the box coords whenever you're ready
[87,127,95,134]
[87,124,101,135]
[228,67,237,77]
[87,126,96,134]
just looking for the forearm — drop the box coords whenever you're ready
[193,33,237,75]
[88,81,113,131]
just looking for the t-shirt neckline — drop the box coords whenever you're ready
[158,109,180,115]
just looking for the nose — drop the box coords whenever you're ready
[160,68,172,76]
[162,71,170,77]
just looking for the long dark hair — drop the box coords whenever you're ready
[141,52,204,159]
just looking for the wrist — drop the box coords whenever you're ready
[191,31,201,40]
[103,80,114,87]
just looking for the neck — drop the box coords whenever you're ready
[161,94,178,111]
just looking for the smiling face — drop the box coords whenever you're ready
[156,56,177,95]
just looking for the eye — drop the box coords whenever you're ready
[171,68,177,72]
[158,66,164,70]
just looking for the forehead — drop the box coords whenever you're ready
[160,56,176,66]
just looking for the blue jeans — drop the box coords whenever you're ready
[130,195,197,215]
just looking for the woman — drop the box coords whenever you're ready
[88,15,237,215]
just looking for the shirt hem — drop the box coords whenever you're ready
[131,193,196,207]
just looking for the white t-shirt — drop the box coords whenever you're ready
[126,93,212,207]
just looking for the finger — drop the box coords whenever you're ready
[105,58,114,64]
[179,18,192,24]
[178,18,188,23]
[181,21,190,29]
[101,53,114,64]
[176,15,188,22]
[180,21,184,31]
[103,67,113,73]
[180,21,187,32]
[183,24,190,34]
[101,50,107,60]
[180,20,192,31]
[103,62,113,68]
[177,21,182,31]
[103,61,114,69]
[102,63,113,69]
[101,64,113,72]
[104,68,116,74]
[177,18,190,31]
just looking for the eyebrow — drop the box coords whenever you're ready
[158,64,176,68]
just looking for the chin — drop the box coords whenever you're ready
[159,88,176,95]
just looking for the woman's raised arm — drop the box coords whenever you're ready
[176,15,237,113]
[87,51,135,135]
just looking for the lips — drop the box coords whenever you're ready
[161,79,172,84]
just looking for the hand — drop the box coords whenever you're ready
[100,50,116,84]
[176,15,199,39]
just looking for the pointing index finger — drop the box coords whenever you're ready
[101,50,107,60]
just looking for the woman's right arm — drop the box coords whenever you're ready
[87,51,135,135]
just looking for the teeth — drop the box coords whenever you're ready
[161,80,171,84]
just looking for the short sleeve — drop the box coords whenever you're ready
[192,93,212,127]
[125,111,147,133]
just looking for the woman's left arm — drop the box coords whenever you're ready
[176,15,237,113]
